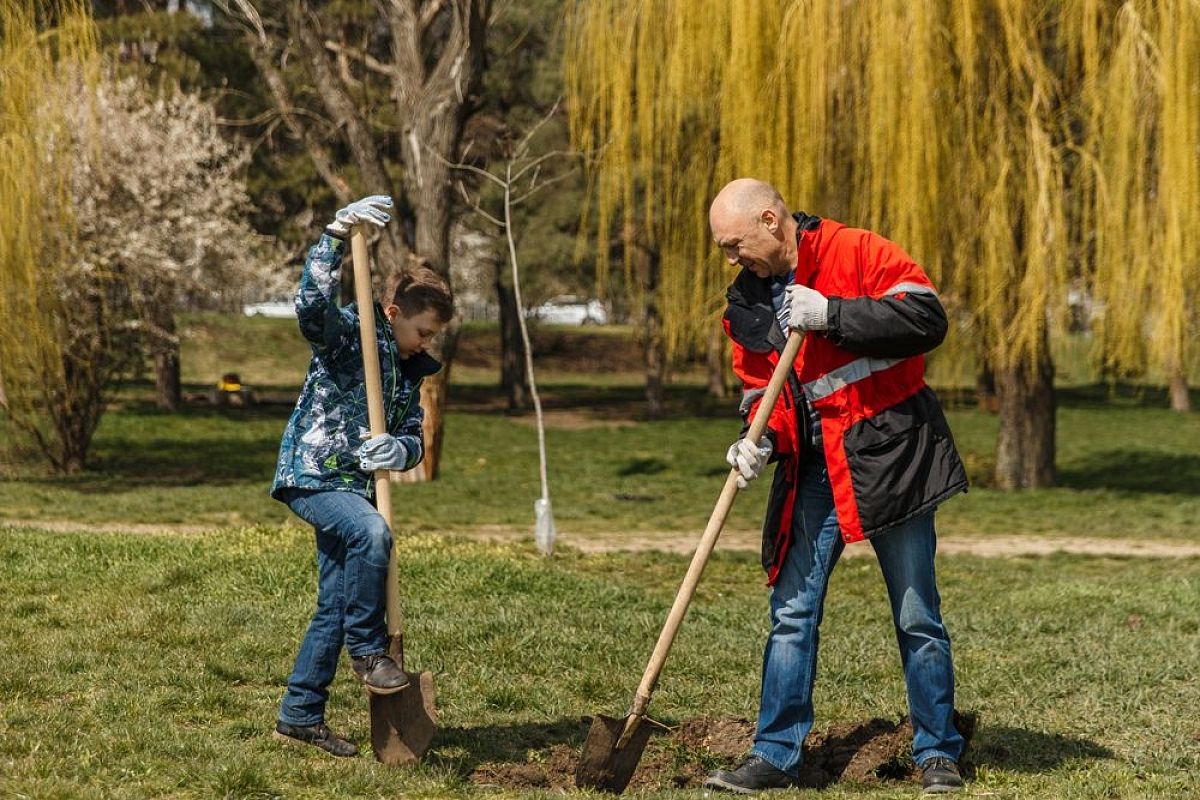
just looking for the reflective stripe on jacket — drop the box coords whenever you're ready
[723,214,967,584]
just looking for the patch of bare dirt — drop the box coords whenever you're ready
[469,713,976,792]
[459,526,1200,559]
[9,519,1200,559]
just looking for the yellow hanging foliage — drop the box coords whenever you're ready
[565,0,1199,386]
[0,0,99,422]
[1148,0,1200,383]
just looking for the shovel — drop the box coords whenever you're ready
[576,330,803,793]
[350,228,438,766]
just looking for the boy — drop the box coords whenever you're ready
[269,195,453,757]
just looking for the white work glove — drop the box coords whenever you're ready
[785,283,829,331]
[357,433,414,472]
[327,195,393,236]
[725,436,773,489]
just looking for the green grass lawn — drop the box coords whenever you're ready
[2,316,1198,798]
[1,383,1198,544]
[3,314,1197,544]
[0,527,1196,798]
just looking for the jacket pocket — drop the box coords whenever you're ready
[843,388,965,535]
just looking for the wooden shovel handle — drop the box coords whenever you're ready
[628,330,803,718]
[350,229,402,645]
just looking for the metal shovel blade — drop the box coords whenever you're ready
[575,713,664,793]
[369,669,437,765]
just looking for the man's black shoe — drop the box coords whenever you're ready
[920,756,963,794]
[351,652,410,695]
[273,721,358,758]
[704,756,797,794]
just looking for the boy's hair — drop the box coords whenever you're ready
[389,264,454,323]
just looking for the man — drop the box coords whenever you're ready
[704,179,968,794]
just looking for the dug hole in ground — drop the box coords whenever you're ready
[470,712,977,791]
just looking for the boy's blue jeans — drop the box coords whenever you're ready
[750,463,963,775]
[278,488,392,727]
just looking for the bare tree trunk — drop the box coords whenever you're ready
[290,4,406,271]
[645,315,665,418]
[495,261,528,411]
[155,346,181,411]
[1168,368,1190,412]
[706,324,728,399]
[153,307,181,412]
[395,23,487,473]
[976,357,998,414]
[637,246,665,418]
[994,346,1056,489]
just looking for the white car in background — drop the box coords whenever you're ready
[242,300,296,318]
[529,295,609,325]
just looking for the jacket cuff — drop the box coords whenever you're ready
[401,435,424,471]
[825,296,843,339]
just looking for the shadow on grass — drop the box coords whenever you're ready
[429,717,588,775]
[1059,451,1200,495]
[931,382,1200,412]
[968,725,1114,774]
[1057,383,1200,411]
[12,403,290,492]
[449,382,734,421]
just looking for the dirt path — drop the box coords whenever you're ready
[463,525,1200,558]
[5,519,1199,559]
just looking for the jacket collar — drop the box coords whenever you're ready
[792,211,822,286]
[372,302,443,381]
[400,350,442,380]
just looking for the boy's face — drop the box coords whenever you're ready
[385,306,444,358]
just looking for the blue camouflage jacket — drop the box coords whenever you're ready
[271,233,441,500]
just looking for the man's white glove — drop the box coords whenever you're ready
[357,433,414,472]
[726,436,773,489]
[785,283,829,331]
[327,195,393,236]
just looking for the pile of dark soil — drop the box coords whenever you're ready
[471,712,975,792]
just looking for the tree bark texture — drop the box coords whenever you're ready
[495,263,528,411]
[636,245,665,418]
[1168,368,1191,413]
[994,345,1056,489]
[152,302,181,412]
[706,324,729,399]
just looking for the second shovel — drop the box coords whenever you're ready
[576,330,803,793]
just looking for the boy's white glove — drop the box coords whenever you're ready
[358,433,414,472]
[785,283,829,331]
[726,437,773,489]
[327,195,393,236]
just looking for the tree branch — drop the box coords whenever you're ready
[243,35,352,204]
[511,168,575,207]
[323,40,399,79]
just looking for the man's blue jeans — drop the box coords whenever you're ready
[277,489,392,726]
[750,464,963,775]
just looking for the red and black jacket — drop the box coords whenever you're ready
[723,213,967,585]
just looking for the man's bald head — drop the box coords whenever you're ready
[709,178,797,278]
[709,179,789,227]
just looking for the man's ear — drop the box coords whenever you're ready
[383,303,400,323]
[760,208,780,234]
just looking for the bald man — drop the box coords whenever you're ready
[705,179,967,795]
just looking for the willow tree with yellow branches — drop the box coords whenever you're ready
[0,0,101,472]
[566,0,1200,489]
[1090,0,1200,412]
